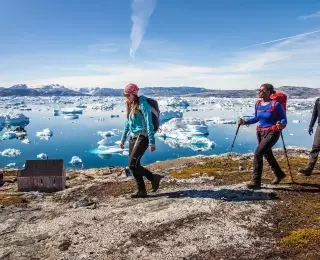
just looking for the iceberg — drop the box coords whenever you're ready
[158,136,215,152]
[69,156,83,166]
[165,97,189,108]
[64,114,79,120]
[36,128,53,140]
[21,138,31,144]
[61,107,83,114]
[91,146,129,156]
[37,153,48,160]
[292,120,300,124]
[157,118,209,140]
[160,110,183,123]
[1,148,21,157]
[4,113,29,126]
[6,163,16,168]
[205,117,237,125]
[97,138,115,146]
[0,115,5,125]
[98,130,117,138]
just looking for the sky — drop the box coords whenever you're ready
[0,0,320,89]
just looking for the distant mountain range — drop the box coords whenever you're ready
[0,84,319,98]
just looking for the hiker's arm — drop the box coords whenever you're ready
[275,102,287,124]
[309,98,319,128]
[244,107,259,125]
[140,100,155,145]
[120,119,130,144]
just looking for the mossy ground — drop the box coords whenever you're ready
[0,194,28,206]
[170,156,320,259]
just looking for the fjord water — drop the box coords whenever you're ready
[0,100,314,169]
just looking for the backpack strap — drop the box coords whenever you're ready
[270,100,278,120]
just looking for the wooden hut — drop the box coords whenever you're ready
[17,159,65,192]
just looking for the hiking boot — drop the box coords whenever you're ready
[246,180,261,190]
[271,172,286,184]
[298,167,312,176]
[151,174,163,192]
[131,190,147,198]
[298,162,315,176]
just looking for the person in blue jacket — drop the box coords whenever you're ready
[238,83,287,189]
[120,83,162,198]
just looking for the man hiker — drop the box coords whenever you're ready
[298,98,320,176]
[238,83,287,189]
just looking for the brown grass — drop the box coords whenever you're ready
[0,194,28,206]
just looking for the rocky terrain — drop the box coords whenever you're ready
[1,84,319,98]
[0,148,320,260]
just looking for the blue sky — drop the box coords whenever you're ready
[1,0,320,89]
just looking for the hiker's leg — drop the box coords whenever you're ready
[264,148,284,177]
[299,126,320,175]
[252,131,280,183]
[128,136,149,194]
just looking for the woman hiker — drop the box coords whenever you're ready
[120,83,162,198]
[238,83,287,189]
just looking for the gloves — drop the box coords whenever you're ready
[308,127,313,135]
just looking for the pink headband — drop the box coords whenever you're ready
[124,83,139,95]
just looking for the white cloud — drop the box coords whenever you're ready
[130,0,157,59]
[299,11,320,20]
[2,31,320,90]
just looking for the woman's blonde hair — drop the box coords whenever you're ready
[126,95,139,118]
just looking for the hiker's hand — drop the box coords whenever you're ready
[276,121,285,130]
[308,127,313,135]
[149,145,156,152]
[119,142,124,149]
[238,118,245,126]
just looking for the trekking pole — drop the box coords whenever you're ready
[225,124,240,168]
[279,130,295,183]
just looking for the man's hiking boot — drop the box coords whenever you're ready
[131,190,147,198]
[246,180,261,190]
[271,172,286,184]
[151,174,163,192]
[298,163,314,176]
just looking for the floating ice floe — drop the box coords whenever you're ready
[37,153,48,160]
[0,115,5,125]
[111,114,119,118]
[157,118,209,139]
[292,120,300,124]
[36,128,53,140]
[91,146,129,156]
[69,156,82,166]
[6,163,16,168]
[61,107,83,114]
[205,117,237,125]
[1,148,21,157]
[4,113,29,126]
[21,138,31,144]
[159,136,215,152]
[160,110,183,123]
[163,97,189,108]
[64,114,79,120]
[98,130,117,139]
[97,138,115,146]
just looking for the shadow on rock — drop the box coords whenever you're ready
[148,189,277,202]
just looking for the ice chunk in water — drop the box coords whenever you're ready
[64,114,79,120]
[61,107,83,114]
[37,153,48,160]
[36,128,53,139]
[4,113,29,125]
[1,148,21,157]
[91,146,128,155]
[98,131,117,138]
[97,138,115,146]
[292,120,300,124]
[160,110,183,122]
[69,156,82,166]
[205,117,237,125]
[21,138,31,144]
[6,163,16,168]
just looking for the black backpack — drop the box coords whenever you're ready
[139,97,160,132]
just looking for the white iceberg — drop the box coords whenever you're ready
[157,118,209,140]
[21,138,31,144]
[97,138,115,146]
[4,113,29,125]
[165,97,189,108]
[158,136,215,152]
[1,131,17,140]
[91,146,129,156]
[160,110,183,122]
[37,153,48,160]
[36,128,53,139]
[292,120,300,124]
[98,130,117,138]
[61,107,83,114]
[64,114,79,120]
[205,117,237,125]
[1,148,21,157]
[69,156,83,166]
[6,163,16,168]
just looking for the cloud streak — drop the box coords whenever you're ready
[130,0,156,59]
[299,11,320,20]
[242,29,320,49]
